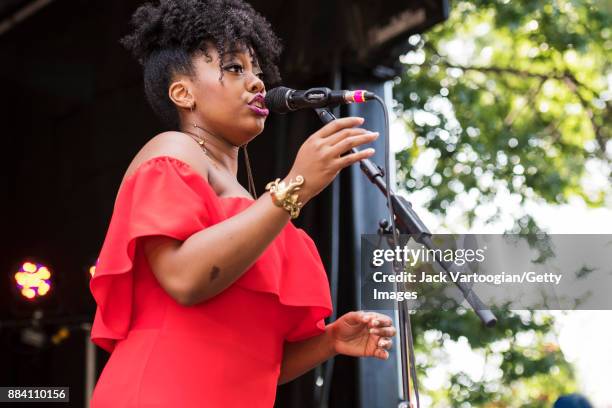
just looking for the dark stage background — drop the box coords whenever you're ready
[0,1,446,407]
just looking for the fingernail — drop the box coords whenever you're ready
[357,117,365,123]
[366,148,375,154]
[373,320,379,326]
[369,328,379,334]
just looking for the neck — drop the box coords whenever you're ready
[183,123,240,176]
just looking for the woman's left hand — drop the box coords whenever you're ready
[330,311,396,360]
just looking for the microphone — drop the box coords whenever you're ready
[264,86,375,114]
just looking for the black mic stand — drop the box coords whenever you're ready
[314,107,497,408]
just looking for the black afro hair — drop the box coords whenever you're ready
[120,0,283,129]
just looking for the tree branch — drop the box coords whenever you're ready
[421,43,610,155]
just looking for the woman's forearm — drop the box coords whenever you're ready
[278,324,337,385]
[144,183,311,306]
[174,190,291,303]
[144,170,317,306]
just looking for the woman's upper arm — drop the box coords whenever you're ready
[131,132,211,305]
[142,235,189,303]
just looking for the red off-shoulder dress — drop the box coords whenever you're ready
[89,156,332,407]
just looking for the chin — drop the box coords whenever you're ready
[247,119,266,136]
[235,128,263,146]
[232,116,265,143]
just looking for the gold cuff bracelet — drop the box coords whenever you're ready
[265,176,305,219]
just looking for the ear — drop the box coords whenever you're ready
[168,79,194,110]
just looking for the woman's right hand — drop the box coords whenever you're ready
[283,116,378,205]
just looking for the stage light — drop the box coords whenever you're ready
[89,259,98,277]
[51,327,70,345]
[14,261,52,300]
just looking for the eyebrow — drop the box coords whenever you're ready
[225,52,261,70]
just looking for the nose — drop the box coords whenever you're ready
[247,72,265,94]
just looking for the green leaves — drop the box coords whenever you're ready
[412,308,576,407]
[392,1,610,405]
[394,0,611,231]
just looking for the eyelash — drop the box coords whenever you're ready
[223,64,265,80]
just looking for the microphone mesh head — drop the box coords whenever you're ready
[264,86,292,114]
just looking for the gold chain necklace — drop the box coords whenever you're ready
[184,128,222,170]
[185,124,258,200]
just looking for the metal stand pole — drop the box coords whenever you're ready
[82,323,95,407]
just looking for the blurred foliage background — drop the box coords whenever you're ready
[394,0,610,232]
[392,0,610,406]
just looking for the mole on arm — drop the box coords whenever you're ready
[209,265,221,282]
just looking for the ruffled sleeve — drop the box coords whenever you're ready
[283,229,332,341]
[225,201,333,342]
[90,156,222,352]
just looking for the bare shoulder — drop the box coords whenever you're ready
[122,131,210,183]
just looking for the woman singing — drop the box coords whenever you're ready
[89,0,396,406]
